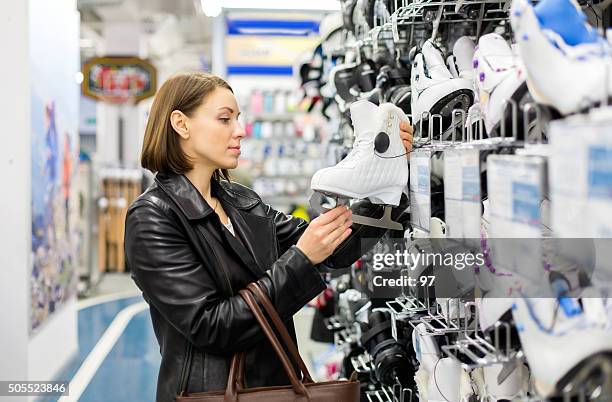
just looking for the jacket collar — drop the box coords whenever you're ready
[155,172,258,220]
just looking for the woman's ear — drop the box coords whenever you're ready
[170,110,190,139]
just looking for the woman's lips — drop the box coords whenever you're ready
[228,146,241,154]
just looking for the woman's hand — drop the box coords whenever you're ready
[400,120,414,158]
[296,206,353,265]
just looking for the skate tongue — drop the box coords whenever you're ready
[349,100,380,134]
[422,40,454,81]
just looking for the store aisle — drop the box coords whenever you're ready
[38,274,327,402]
[76,305,160,402]
[37,279,159,402]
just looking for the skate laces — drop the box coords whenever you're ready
[338,136,372,165]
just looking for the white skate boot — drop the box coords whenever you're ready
[448,36,477,82]
[413,322,474,402]
[310,99,409,230]
[473,33,529,136]
[473,363,528,401]
[411,39,474,139]
[510,0,612,115]
[512,290,612,398]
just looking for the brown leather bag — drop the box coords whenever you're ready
[176,282,360,402]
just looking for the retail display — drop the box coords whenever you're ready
[97,168,141,272]
[299,0,612,400]
[410,39,474,137]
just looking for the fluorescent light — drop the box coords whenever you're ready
[222,0,341,11]
[200,0,222,17]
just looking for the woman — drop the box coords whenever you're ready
[124,72,413,402]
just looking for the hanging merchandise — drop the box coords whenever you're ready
[299,1,612,401]
[472,33,529,137]
[410,39,474,138]
[310,100,409,230]
[510,0,612,115]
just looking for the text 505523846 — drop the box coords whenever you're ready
[0,381,68,396]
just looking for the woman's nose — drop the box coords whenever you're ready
[234,122,246,138]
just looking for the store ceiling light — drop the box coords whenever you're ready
[201,0,222,17]
[221,0,341,11]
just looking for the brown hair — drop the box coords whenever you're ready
[141,71,233,182]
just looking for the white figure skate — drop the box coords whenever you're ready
[510,0,612,115]
[473,33,528,136]
[512,290,612,398]
[310,100,409,230]
[411,39,474,138]
[472,363,528,401]
[413,323,473,402]
[448,36,477,82]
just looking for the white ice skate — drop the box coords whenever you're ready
[512,290,612,398]
[413,323,473,402]
[411,39,474,138]
[310,100,409,230]
[473,363,528,401]
[448,36,477,82]
[510,0,612,115]
[473,33,528,136]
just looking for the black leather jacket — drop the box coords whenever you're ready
[124,172,408,402]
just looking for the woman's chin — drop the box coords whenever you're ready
[220,158,239,170]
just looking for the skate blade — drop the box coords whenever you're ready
[309,192,403,231]
[351,206,404,231]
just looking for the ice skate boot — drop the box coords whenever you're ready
[447,36,477,82]
[510,0,612,115]
[473,33,529,137]
[512,288,612,398]
[473,363,528,401]
[413,323,473,402]
[310,99,409,230]
[411,39,474,139]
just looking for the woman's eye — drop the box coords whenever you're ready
[219,117,231,124]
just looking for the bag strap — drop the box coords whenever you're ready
[246,282,314,383]
[224,289,310,401]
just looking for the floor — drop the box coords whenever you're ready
[42,273,330,402]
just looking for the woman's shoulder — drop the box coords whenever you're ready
[219,180,262,202]
[127,182,173,217]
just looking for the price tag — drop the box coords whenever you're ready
[487,154,546,284]
[550,116,612,237]
[444,149,464,238]
[444,148,481,242]
[410,148,432,231]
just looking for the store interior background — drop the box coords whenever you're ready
[0,0,340,400]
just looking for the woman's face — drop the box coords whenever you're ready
[181,87,245,170]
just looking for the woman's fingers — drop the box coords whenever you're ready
[331,225,353,249]
[316,205,350,225]
[403,139,413,152]
[400,120,414,135]
[327,216,353,244]
[400,121,414,157]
